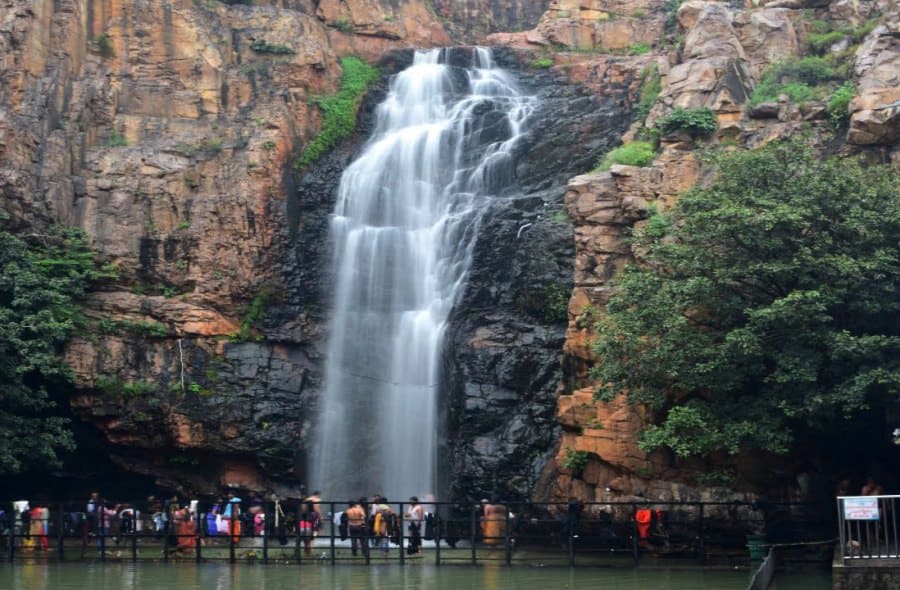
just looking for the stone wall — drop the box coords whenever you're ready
[833,565,900,590]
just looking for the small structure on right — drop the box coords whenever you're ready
[834,494,900,590]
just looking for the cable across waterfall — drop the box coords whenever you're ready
[312,48,535,501]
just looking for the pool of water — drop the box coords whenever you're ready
[0,563,832,590]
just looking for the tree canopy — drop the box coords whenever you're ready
[592,140,900,458]
[0,218,112,474]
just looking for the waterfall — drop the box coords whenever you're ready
[312,48,534,501]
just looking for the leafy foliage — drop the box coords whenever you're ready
[595,141,657,171]
[634,64,661,124]
[656,107,718,139]
[96,33,114,58]
[628,43,652,56]
[592,140,900,458]
[106,130,128,147]
[333,18,354,33]
[807,31,846,54]
[95,376,156,397]
[665,0,685,31]
[294,56,380,171]
[748,57,840,106]
[562,447,591,473]
[826,82,855,127]
[97,318,168,338]
[249,39,295,55]
[517,283,570,323]
[0,221,114,474]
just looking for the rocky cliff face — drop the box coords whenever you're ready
[2,0,897,500]
[523,0,900,503]
[443,48,645,501]
[0,0,444,494]
[0,0,640,497]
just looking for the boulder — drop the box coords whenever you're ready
[748,101,781,119]
[848,19,900,145]
[682,3,746,61]
[733,8,800,79]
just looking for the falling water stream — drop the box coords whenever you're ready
[312,48,534,501]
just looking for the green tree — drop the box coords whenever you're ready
[592,140,900,458]
[0,219,112,474]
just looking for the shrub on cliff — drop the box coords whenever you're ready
[749,57,840,106]
[594,141,657,171]
[656,107,718,139]
[826,82,855,127]
[294,56,379,171]
[0,218,115,474]
[592,139,900,458]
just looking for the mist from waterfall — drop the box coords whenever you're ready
[312,48,534,501]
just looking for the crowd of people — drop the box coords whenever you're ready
[1,491,469,557]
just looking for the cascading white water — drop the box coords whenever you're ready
[312,48,534,501]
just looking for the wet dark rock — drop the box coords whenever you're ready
[441,59,635,502]
[60,46,635,499]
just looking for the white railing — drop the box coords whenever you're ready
[746,547,776,590]
[837,495,900,564]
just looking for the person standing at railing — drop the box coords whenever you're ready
[563,497,584,542]
[298,501,320,557]
[406,497,424,555]
[223,493,242,543]
[480,499,507,546]
[25,504,48,551]
[862,476,889,555]
[861,476,885,496]
[346,499,368,557]
[99,501,118,549]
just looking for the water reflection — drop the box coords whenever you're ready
[0,563,832,590]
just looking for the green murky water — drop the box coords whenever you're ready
[0,563,831,590]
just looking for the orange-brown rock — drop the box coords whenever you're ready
[321,0,451,60]
[848,13,900,147]
[552,167,662,498]
[433,0,549,43]
[733,8,800,78]
[644,1,752,126]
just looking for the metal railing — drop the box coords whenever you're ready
[746,547,776,590]
[837,495,900,563]
[1,499,829,566]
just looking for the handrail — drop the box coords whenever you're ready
[836,495,900,564]
[746,547,776,590]
[1,498,830,566]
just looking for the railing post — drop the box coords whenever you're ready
[568,510,575,568]
[57,503,65,562]
[99,512,106,562]
[631,503,639,566]
[364,523,370,566]
[837,497,846,565]
[229,514,235,564]
[471,505,478,566]
[7,509,13,562]
[262,505,268,565]
[892,497,898,558]
[505,508,511,567]
[131,517,138,563]
[162,510,169,564]
[698,503,706,564]
[196,509,203,564]
[435,515,441,566]
[399,502,405,566]
[329,502,336,566]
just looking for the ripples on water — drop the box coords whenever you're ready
[0,563,832,590]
